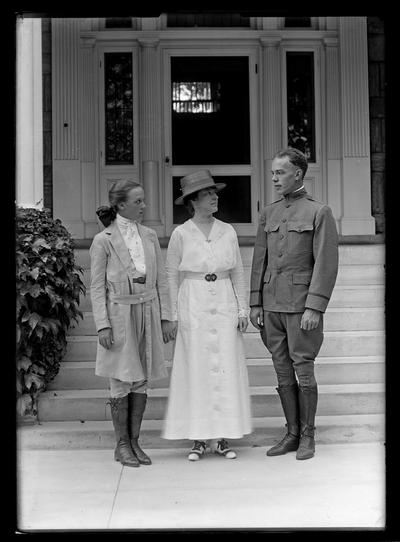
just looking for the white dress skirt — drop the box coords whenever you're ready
[162,218,252,440]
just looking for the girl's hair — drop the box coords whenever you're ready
[273,147,308,179]
[95,179,142,227]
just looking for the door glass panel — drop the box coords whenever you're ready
[173,175,251,224]
[286,52,315,162]
[171,57,250,165]
[104,52,133,165]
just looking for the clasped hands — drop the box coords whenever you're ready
[250,307,321,331]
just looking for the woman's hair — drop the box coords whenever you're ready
[96,179,142,227]
[183,190,201,217]
[273,147,308,179]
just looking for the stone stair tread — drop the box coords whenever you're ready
[18,413,385,434]
[58,355,385,368]
[66,330,385,343]
[40,382,384,400]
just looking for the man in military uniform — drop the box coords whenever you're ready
[250,148,338,460]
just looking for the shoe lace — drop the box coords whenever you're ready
[192,440,206,452]
[217,439,229,452]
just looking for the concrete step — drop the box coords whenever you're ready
[63,330,385,362]
[68,307,384,337]
[78,263,384,293]
[77,284,385,313]
[37,383,384,422]
[73,244,385,270]
[48,356,385,391]
[17,413,385,450]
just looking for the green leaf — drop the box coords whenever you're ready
[28,312,41,330]
[30,267,40,280]
[32,238,51,251]
[17,356,32,371]
[16,395,32,417]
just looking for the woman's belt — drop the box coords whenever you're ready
[109,288,157,305]
[182,271,230,282]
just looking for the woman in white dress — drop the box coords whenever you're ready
[162,170,252,461]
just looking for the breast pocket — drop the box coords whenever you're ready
[287,222,314,254]
[264,223,280,253]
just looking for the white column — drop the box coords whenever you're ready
[138,38,162,226]
[260,37,282,205]
[324,37,341,224]
[338,17,375,235]
[52,18,83,237]
[16,17,43,209]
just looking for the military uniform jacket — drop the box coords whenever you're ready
[250,187,338,313]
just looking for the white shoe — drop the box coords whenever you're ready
[188,440,207,461]
[213,439,237,459]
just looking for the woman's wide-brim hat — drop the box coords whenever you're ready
[174,169,226,205]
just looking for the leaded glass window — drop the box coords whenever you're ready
[286,52,315,162]
[104,52,133,165]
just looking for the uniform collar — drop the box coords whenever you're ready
[284,185,307,202]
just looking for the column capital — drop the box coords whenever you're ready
[259,36,282,48]
[138,37,160,48]
[80,36,96,48]
[323,37,338,47]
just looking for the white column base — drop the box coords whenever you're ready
[340,217,376,236]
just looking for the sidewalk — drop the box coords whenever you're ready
[17,442,385,532]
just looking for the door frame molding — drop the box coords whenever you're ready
[161,43,261,236]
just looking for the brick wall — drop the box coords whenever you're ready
[42,18,52,213]
[367,17,385,235]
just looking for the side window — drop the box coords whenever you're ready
[104,52,134,165]
[285,51,316,163]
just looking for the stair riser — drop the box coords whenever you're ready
[69,308,385,336]
[18,422,385,450]
[74,245,385,270]
[77,286,384,312]
[48,361,385,390]
[64,332,385,361]
[79,265,384,295]
[38,390,384,422]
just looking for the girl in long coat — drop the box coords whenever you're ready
[162,170,252,460]
[90,180,175,467]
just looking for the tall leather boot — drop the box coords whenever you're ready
[109,396,140,467]
[128,392,152,465]
[266,383,300,456]
[296,385,318,460]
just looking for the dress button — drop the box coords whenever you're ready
[276,269,281,274]
[211,309,217,315]
[278,253,283,257]
[280,234,284,240]
[286,204,291,208]
[282,218,287,223]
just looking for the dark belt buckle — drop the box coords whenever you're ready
[205,273,217,282]
[132,276,146,284]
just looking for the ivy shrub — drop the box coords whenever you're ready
[16,207,86,421]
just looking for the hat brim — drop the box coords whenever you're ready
[174,182,226,205]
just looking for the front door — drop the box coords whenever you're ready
[163,49,260,236]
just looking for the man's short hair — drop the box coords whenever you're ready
[273,147,308,179]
